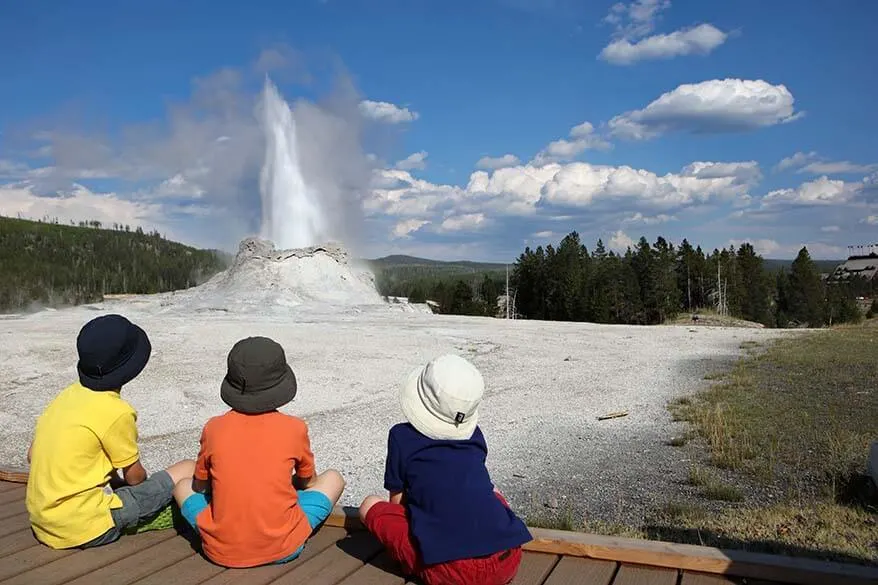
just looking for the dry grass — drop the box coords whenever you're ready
[662,323,878,564]
[673,326,878,488]
[646,500,878,565]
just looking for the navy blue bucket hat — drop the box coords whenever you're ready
[76,314,152,391]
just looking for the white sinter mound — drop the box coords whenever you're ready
[162,237,387,314]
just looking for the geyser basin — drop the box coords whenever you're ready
[163,237,386,313]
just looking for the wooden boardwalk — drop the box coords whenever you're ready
[1,480,875,585]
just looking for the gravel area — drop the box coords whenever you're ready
[0,302,791,525]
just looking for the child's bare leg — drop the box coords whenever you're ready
[165,459,196,485]
[172,477,197,508]
[359,495,383,523]
[302,469,346,506]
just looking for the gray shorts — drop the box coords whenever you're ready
[81,470,175,548]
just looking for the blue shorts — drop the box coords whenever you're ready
[180,489,333,564]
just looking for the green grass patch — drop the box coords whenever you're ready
[687,467,745,501]
[673,327,878,489]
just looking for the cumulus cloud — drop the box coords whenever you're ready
[366,159,758,238]
[774,151,876,175]
[476,154,520,170]
[358,100,419,123]
[440,213,487,232]
[395,151,428,171]
[864,215,878,225]
[609,79,802,140]
[609,229,636,252]
[762,176,857,206]
[600,1,728,65]
[0,182,168,233]
[600,24,728,65]
[532,121,611,164]
[391,218,430,239]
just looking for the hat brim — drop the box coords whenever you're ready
[220,364,297,414]
[78,323,152,391]
[400,368,478,441]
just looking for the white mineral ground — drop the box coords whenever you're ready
[0,239,795,524]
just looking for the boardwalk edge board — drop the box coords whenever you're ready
[3,467,877,585]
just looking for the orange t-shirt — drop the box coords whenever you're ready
[193,410,316,568]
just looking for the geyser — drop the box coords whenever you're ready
[258,77,328,249]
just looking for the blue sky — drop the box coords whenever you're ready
[1,0,876,261]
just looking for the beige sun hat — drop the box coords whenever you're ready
[400,354,485,441]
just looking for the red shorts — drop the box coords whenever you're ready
[363,493,523,585]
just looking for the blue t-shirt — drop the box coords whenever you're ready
[383,422,532,565]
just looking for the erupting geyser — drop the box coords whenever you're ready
[258,77,328,249]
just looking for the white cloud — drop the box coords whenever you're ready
[622,212,676,225]
[0,182,167,231]
[476,154,520,170]
[533,121,611,164]
[532,230,556,238]
[821,225,841,233]
[680,160,762,183]
[775,151,877,175]
[600,24,728,65]
[863,215,878,225]
[609,79,802,140]
[440,213,487,232]
[762,176,856,206]
[391,218,430,239]
[775,151,818,172]
[395,151,428,171]
[358,100,419,124]
[609,229,636,252]
[604,0,670,39]
[142,174,206,199]
[600,1,727,65]
[368,159,758,228]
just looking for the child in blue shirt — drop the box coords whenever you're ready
[359,354,531,585]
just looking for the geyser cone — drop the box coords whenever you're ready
[258,78,328,249]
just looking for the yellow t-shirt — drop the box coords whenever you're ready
[26,383,140,549]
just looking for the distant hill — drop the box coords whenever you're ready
[365,255,507,298]
[764,258,843,274]
[0,216,228,313]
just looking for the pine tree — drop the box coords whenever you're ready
[788,247,825,326]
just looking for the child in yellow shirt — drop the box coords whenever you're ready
[26,314,195,549]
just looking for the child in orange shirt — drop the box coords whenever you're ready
[172,336,345,568]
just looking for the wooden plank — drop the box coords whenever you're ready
[0,499,25,520]
[0,512,30,538]
[543,556,617,585]
[510,552,560,585]
[0,468,28,484]
[2,529,176,585]
[611,564,679,585]
[331,550,407,585]
[680,571,739,585]
[0,486,25,506]
[63,534,198,585]
[271,530,385,585]
[130,553,226,585]
[0,482,22,493]
[199,526,349,585]
[0,528,38,558]
[525,527,878,585]
[0,544,75,581]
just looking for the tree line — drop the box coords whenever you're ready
[511,232,869,327]
[0,216,228,313]
[379,231,873,327]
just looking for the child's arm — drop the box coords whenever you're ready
[120,460,147,486]
[389,491,405,505]
[26,441,32,463]
[293,421,317,491]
